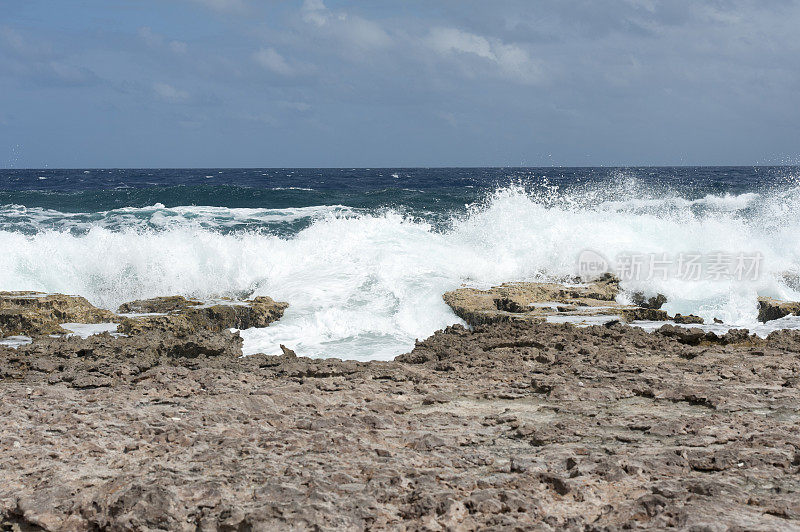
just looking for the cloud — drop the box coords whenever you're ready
[1,26,52,59]
[0,26,99,86]
[253,47,294,76]
[169,41,188,54]
[426,27,543,84]
[300,0,391,51]
[138,27,187,54]
[138,27,163,47]
[153,82,190,102]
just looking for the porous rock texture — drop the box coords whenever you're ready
[0,292,116,337]
[442,274,673,327]
[0,292,289,340]
[116,295,289,336]
[2,320,800,530]
[758,296,800,323]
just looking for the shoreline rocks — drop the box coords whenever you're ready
[0,292,289,340]
[2,319,800,529]
[0,292,116,337]
[443,274,676,327]
[116,295,288,336]
[758,296,800,323]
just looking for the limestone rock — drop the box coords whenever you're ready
[2,318,800,530]
[632,292,668,309]
[118,295,201,314]
[673,313,705,325]
[0,292,116,337]
[758,297,800,323]
[443,274,660,326]
[117,296,288,335]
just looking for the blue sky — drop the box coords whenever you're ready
[1,0,799,167]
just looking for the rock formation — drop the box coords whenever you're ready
[0,291,288,340]
[758,296,800,323]
[116,295,288,335]
[442,274,671,326]
[0,292,116,337]
[2,319,800,529]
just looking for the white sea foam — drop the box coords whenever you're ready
[2,182,800,360]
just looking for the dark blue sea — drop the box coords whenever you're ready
[2,166,799,359]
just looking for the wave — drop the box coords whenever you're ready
[2,180,800,360]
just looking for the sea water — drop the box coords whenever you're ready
[2,166,799,360]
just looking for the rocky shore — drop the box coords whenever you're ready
[2,284,800,530]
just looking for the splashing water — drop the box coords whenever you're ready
[2,168,800,360]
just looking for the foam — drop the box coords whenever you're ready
[1,181,799,360]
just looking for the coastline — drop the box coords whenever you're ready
[2,286,800,529]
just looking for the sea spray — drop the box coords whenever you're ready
[2,174,800,360]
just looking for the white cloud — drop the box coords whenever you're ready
[169,40,188,54]
[138,27,163,47]
[427,27,543,84]
[253,47,294,76]
[428,27,494,60]
[153,82,190,102]
[301,0,329,27]
[300,0,391,50]
[0,26,52,58]
[139,27,188,54]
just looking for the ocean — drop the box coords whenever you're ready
[2,166,800,360]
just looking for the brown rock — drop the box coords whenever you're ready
[0,291,116,337]
[757,297,800,323]
[672,313,705,325]
[443,274,642,327]
[632,292,668,309]
[117,296,288,335]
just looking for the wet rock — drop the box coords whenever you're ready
[443,274,656,326]
[117,296,288,335]
[673,313,705,325]
[621,308,670,321]
[0,291,115,337]
[118,295,201,314]
[632,292,668,310]
[758,296,800,323]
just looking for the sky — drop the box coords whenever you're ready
[1,0,799,168]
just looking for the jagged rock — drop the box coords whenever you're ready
[2,319,800,530]
[632,292,668,310]
[1,329,242,373]
[0,292,116,337]
[117,296,288,335]
[443,274,665,326]
[280,344,297,357]
[621,308,670,321]
[673,313,705,325]
[118,295,201,314]
[758,297,800,323]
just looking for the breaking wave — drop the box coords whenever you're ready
[2,178,800,360]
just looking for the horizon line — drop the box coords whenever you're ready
[2,164,799,171]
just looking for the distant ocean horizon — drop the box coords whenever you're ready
[3,166,800,360]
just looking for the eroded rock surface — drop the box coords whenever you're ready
[443,274,671,326]
[0,292,289,341]
[758,296,800,323]
[2,320,799,530]
[0,292,116,337]
[117,296,288,336]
